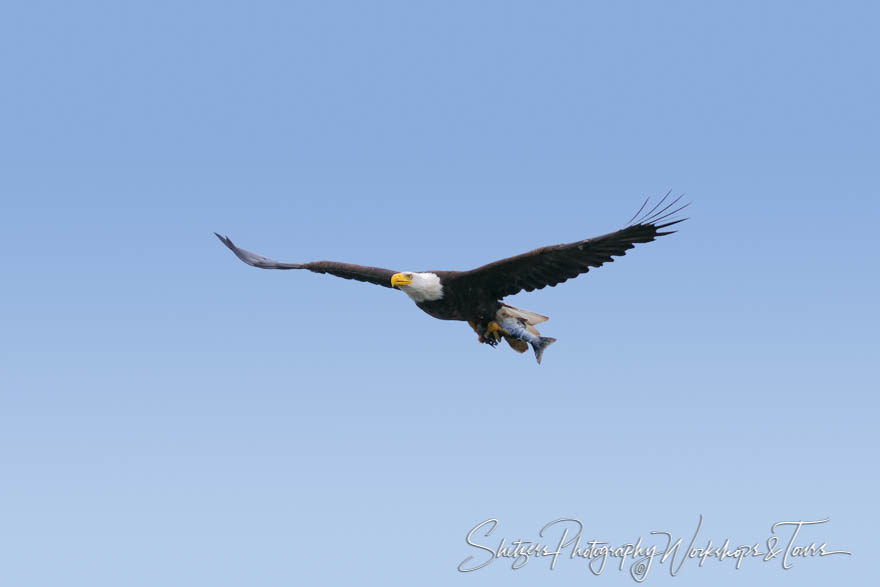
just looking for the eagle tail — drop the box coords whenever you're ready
[498,304,548,325]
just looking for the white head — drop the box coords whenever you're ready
[390,271,444,302]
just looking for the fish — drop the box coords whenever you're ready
[496,310,557,364]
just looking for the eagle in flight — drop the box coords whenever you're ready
[216,195,687,363]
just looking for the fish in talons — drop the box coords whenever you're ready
[473,305,557,364]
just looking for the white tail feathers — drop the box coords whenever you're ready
[498,305,548,325]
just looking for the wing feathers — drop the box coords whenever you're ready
[447,196,688,299]
[215,196,687,299]
[214,233,304,269]
[214,233,397,288]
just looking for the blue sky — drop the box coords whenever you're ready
[1,1,877,585]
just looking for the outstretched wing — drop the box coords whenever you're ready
[446,195,688,300]
[214,233,398,288]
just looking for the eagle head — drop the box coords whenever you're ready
[391,272,443,302]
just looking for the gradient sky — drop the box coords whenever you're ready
[1,1,877,585]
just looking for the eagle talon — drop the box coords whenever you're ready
[478,321,504,346]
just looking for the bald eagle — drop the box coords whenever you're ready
[216,195,687,363]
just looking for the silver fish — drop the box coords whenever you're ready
[497,315,556,364]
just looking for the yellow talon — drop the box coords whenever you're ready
[485,321,505,340]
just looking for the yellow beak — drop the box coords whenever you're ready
[391,273,412,288]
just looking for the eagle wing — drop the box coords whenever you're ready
[447,195,688,300]
[215,233,397,288]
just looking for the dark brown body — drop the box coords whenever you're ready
[414,271,501,324]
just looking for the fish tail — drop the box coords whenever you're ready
[531,336,557,365]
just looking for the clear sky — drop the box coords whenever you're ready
[1,1,877,585]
